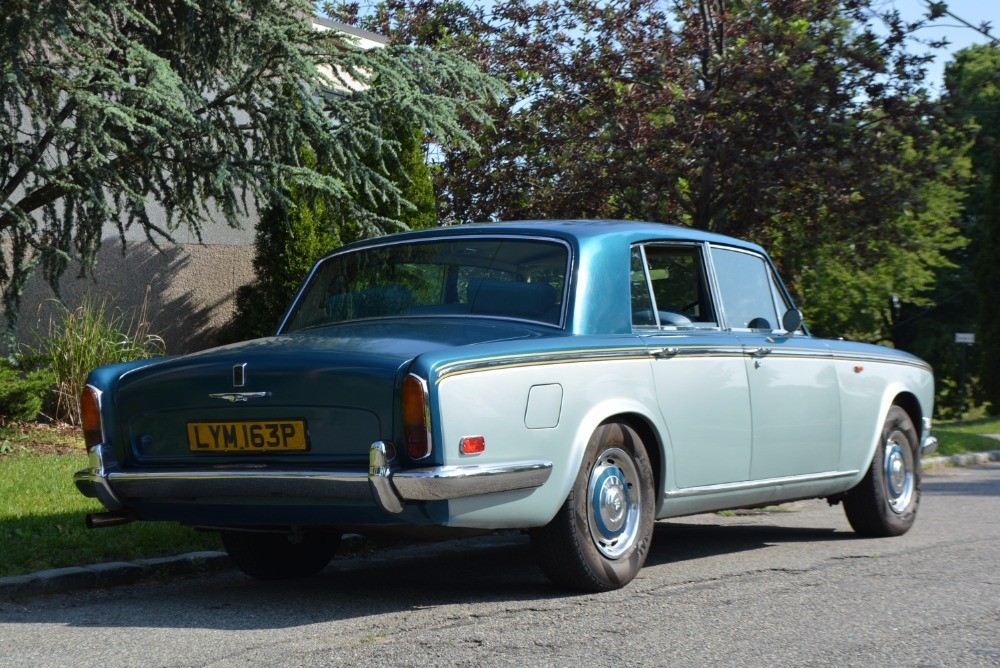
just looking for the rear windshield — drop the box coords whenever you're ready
[282,237,570,332]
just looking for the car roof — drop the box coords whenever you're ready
[328,219,766,257]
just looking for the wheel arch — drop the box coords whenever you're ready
[848,386,928,491]
[605,412,663,502]
[892,391,923,434]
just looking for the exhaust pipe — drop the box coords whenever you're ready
[86,511,137,529]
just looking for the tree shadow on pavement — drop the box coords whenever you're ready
[645,520,851,569]
[0,515,863,632]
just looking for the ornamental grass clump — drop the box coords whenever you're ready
[32,290,165,426]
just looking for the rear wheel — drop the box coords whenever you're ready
[221,530,340,580]
[843,406,920,537]
[531,421,655,592]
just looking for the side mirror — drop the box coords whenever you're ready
[781,308,803,336]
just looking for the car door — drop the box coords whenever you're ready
[632,243,753,488]
[708,245,842,480]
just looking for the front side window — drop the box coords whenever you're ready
[282,238,569,331]
[631,244,716,329]
[710,247,779,330]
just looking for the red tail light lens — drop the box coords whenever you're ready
[402,374,431,459]
[81,386,103,449]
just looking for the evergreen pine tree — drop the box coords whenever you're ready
[0,1,504,344]
[228,120,438,341]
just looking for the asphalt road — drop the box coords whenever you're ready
[1,464,997,667]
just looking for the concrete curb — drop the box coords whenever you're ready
[922,449,1000,470]
[3,453,998,601]
[0,551,231,601]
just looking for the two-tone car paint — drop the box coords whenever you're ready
[74,220,935,589]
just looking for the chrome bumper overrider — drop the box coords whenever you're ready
[920,417,939,457]
[74,442,553,516]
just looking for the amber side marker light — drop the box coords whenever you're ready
[402,375,431,459]
[81,386,103,449]
[460,436,486,455]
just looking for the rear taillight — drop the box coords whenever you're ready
[81,386,103,449]
[402,374,432,460]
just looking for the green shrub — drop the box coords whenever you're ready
[225,121,438,343]
[29,290,165,425]
[226,188,343,342]
[0,360,54,424]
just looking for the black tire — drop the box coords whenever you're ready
[221,530,341,580]
[530,421,655,592]
[843,406,921,537]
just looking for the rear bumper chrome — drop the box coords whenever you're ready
[74,442,552,517]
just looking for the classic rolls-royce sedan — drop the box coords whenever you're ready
[75,220,938,591]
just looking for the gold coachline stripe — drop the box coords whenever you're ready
[830,352,932,372]
[432,345,930,381]
[434,348,651,381]
[754,348,931,370]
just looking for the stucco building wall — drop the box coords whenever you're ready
[11,241,255,356]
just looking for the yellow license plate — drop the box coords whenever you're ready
[187,420,308,452]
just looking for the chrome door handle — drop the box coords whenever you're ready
[750,347,772,368]
[650,347,679,359]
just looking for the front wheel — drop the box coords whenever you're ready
[843,406,920,537]
[531,421,655,592]
[221,530,341,580]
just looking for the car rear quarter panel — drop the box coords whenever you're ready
[432,354,662,529]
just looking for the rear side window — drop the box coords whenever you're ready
[710,247,779,330]
[631,244,716,329]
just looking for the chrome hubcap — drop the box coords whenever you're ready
[587,447,641,559]
[883,431,915,514]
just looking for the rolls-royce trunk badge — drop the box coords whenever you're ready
[209,392,270,403]
[210,364,269,401]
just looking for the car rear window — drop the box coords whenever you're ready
[282,238,570,331]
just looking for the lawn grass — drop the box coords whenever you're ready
[934,415,1000,457]
[0,449,220,579]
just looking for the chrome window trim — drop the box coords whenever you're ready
[763,252,809,336]
[702,241,730,330]
[706,242,810,337]
[708,244,782,333]
[277,234,575,334]
[639,244,659,328]
[631,241,721,332]
[664,469,860,498]
[765,265,791,332]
